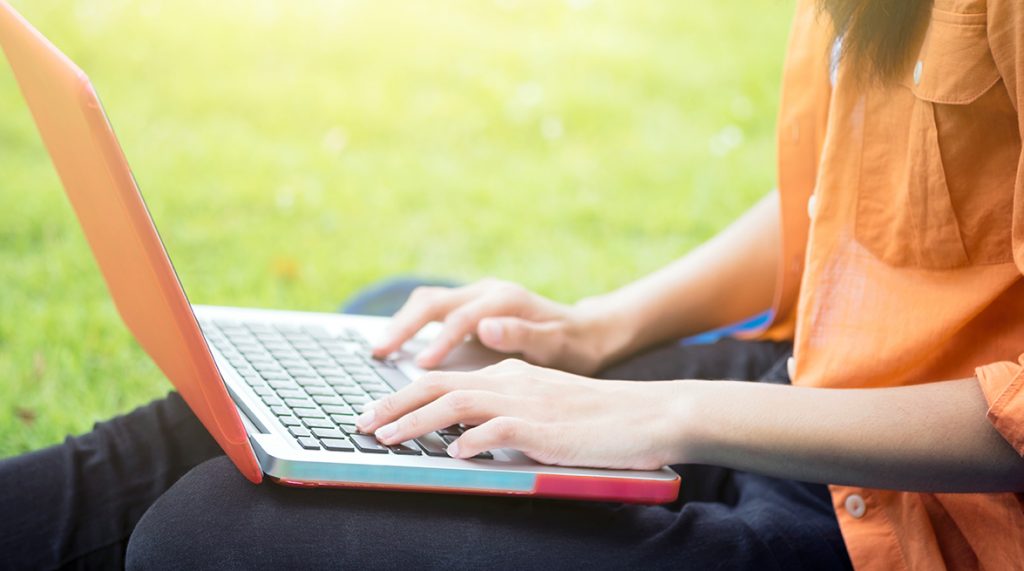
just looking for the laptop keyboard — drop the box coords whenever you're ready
[199,318,492,460]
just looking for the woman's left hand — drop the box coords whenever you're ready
[356,359,689,470]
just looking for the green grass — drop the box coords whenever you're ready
[0,0,794,457]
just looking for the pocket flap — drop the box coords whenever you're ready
[909,10,1001,105]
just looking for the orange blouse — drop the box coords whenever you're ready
[764,0,1024,568]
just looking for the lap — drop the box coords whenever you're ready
[127,339,849,570]
[127,456,847,570]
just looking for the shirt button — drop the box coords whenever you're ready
[913,60,923,86]
[845,493,867,519]
[807,194,818,220]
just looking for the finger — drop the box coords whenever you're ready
[415,294,524,369]
[355,370,466,432]
[372,390,516,446]
[476,317,563,364]
[447,416,539,459]
[371,285,474,357]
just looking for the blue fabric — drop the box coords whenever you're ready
[681,310,773,345]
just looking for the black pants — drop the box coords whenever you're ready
[0,339,852,570]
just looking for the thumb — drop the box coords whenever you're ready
[477,317,559,363]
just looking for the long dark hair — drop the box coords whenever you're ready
[819,0,933,81]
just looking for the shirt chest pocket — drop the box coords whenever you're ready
[855,11,1018,270]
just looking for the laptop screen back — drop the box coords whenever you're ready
[0,0,262,483]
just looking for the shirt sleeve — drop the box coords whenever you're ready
[980,0,1024,456]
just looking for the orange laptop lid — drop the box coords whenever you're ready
[0,1,262,483]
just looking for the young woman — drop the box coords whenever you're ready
[3,0,1023,568]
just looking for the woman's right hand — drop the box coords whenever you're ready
[370,279,618,376]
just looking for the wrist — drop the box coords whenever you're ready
[572,294,643,372]
[660,379,717,465]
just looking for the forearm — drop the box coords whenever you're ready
[581,192,780,366]
[673,378,1024,493]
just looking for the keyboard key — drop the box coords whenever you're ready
[472,451,494,460]
[303,417,335,429]
[260,395,284,407]
[261,341,292,352]
[316,367,346,377]
[305,386,334,396]
[251,386,274,396]
[294,377,325,387]
[321,438,355,452]
[323,375,355,386]
[370,358,398,370]
[240,375,263,387]
[311,427,345,439]
[375,367,411,391]
[289,426,311,438]
[338,423,357,433]
[438,426,463,437]
[284,398,316,408]
[293,408,326,419]
[269,405,291,417]
[327,411,355,422]
[303,325,331,338]
[254,362,285,372]
[322,404,354,415]
[278,416,302,427]
[297,437,321,450]
[313,395,346,406]
[343,394,370,405]
[267,380,299,390]
[350,434,389,454]
[415,433,449,457]
[388,441,422,456]
[277,389,306,399]
[260,370,291,381]
[332,385,364,396]
[286,366,317,376]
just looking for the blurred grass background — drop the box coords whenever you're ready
[0,0,793,457]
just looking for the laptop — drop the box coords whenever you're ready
[0,0,680,504]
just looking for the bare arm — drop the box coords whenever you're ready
[680,377,1024,492]
[584,191,780,368]
[374,191,781,373]
[361,360,1024,493]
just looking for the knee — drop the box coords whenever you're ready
[126,456,249,570]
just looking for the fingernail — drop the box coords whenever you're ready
[375,422,397,442]
[480,319,502,344]
[446,441,460,458]
[356,407,376,428]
